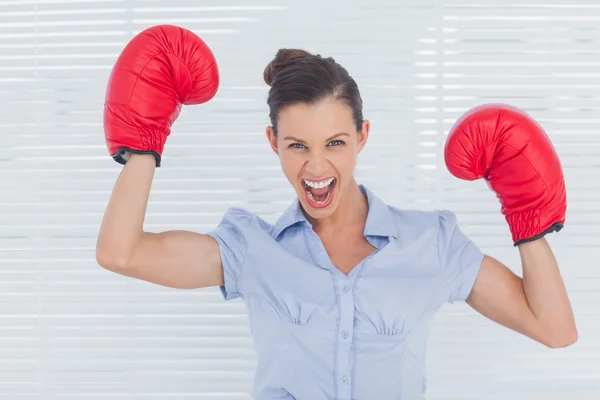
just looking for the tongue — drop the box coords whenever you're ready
[310,185,329,196]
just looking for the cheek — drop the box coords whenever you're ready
[329,149,357,171]
[279,152,303,180]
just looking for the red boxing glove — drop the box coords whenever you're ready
[444,104,566,246]
[104,25,219,167]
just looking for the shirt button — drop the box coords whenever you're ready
[341,376,349,384]
[341,330,349,339]
[342,284,350,293]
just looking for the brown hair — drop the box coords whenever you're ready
[263,48,363,135]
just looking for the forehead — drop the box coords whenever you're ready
[277,98,355,139]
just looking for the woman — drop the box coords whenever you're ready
[97,25,577,399]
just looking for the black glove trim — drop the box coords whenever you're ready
[513,222,564,247]
[112,148,162,167]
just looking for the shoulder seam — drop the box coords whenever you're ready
[436,210,453,297]
[236,210,254,294]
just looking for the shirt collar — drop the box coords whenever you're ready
[272,184,398,239]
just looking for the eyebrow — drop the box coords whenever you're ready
[282,132,350,144]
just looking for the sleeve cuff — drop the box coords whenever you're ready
[206,231,242,302]
[453,245,485,303]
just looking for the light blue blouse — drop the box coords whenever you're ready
[207,184,485,400]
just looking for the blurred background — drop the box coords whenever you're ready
[1,0,599,399]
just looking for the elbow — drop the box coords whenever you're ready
[96,246,129,272]
[543,326,578,349]
[95,231,139,271]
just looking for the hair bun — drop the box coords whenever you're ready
[264,48,313,86]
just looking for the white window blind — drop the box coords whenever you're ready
[0,0,598,399]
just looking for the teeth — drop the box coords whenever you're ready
[303,177,334,189]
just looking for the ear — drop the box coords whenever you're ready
[357,120,370,153]
[266,126,279,156]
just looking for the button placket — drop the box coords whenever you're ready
[336,279,354,399]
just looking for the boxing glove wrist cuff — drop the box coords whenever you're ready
[506,210,564,246]
[112,148,162,167]
[104,103,169,167]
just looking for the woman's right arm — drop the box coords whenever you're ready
[98,25,222,289]
[96,154,224,289]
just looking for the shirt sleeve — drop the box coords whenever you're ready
[437,210,485,303]
[206,207,253,301]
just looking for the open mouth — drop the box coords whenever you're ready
[302,177,337,207]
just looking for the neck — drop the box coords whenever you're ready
[308,178,369,236]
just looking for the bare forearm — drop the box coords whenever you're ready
[96,154,156,265]
[519,237,577,346]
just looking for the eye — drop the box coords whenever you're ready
[289,143,306,149]
[327,140,345,147]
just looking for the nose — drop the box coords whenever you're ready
[304,151,328,177]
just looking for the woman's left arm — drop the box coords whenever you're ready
[466,237,577,348]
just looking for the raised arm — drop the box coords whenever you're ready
[96,154,224,289]
[96,25,222,289]
[445,104,577,347]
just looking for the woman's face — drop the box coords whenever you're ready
[267,97,369,219]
